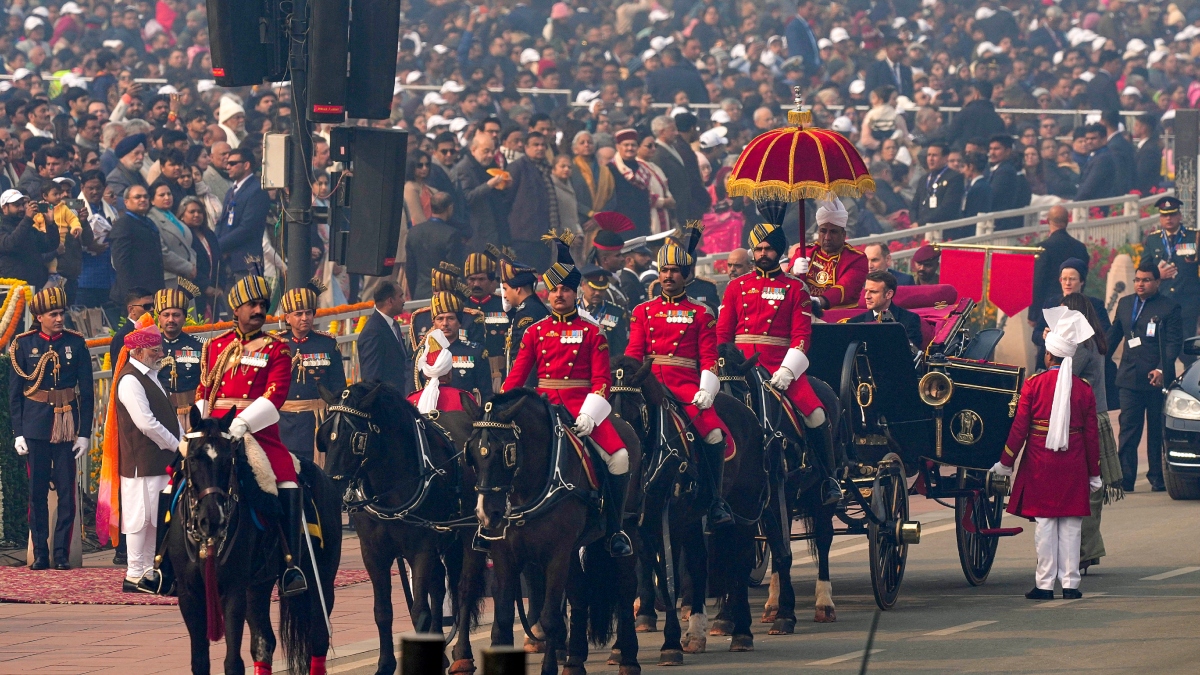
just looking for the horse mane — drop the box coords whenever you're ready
[611,354,667,406]
[354,380,421,432]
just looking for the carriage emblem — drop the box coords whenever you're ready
[950,410,983,445]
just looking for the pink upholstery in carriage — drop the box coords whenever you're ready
[822,284,961,350]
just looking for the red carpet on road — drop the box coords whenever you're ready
[0,566,374,606]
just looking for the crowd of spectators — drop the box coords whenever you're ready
[0,0,1194,319]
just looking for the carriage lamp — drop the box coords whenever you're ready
[918,371,954,407]
[1166,389,1200,420]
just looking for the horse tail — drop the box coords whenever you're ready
[281,460,344,674]
[584,540,620,647]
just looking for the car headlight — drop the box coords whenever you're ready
[1166,390,1200,420]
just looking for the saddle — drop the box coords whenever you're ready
[547,403,601,490]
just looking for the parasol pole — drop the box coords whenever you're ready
[793,86,808,261]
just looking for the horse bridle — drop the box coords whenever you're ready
[325,390,381,473]
[610,367,649,435]
[471,401,523,497]
[182,431,240,562]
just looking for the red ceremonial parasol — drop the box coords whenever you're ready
[726,88,875,257]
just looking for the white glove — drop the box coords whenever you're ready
[574,412,596,437]
[1089,475,1103,493]
[14,436,27,456]
[73,437,89,459]
[990,461,1012,477]
[692,388,715,410]
[791,257,811,275]
[229,417,251,439]
[769,366,796,390]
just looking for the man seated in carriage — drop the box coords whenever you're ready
[792,197,868,310]
[845,270,925,350]
[501,231,634,557]
[409,290,493,413]
[716,219,842,504]
[627,237,735,530]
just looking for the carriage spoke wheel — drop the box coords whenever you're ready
[868,453,909,610]
[749,524,770,587]
[955,476,1004,586]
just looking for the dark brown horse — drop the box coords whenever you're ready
[609,355,768,660]
[450,389,643,675]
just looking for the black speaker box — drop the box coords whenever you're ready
[307,0,350,122]
[206,0,283,87]
[347,0,401,119]
[340,127,408,276]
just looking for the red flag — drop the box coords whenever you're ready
[988,252,1037,316]
[938,249,986,303]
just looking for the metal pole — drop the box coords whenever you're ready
[399,633,445,675]
[284,0,313,290]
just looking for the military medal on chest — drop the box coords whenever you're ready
[600,313,619,328]
[666,310,694,324]
[762,286,786,305]
[301,353,330,368]
[240,351,269,368]
[560,329,584,344]
[453,355,475,370]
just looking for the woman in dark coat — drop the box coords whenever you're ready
[177,196,221,321]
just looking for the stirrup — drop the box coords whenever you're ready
[706,500,734,531]
[608,530,633,557]
[280,566,308,597]
[135,569,165,595]
[821,477,843,506]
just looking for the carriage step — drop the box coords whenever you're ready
[976,527,1023,537]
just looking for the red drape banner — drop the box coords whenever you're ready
[988,252,1037,316]
[938,249,986,303]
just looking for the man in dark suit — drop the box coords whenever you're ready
[785,0,822,78]
[847,271,925,349]
[938,81,1004,147]
[645,46,708,105]
[986,135,1031,230]
[910,142,963,227]
[109,184,165,304]
[1087,50,1122,114]
[650,115,689,226]
[1106,261,1182,492]
[357,281,412,395]
[1032,205,1089,313]
[863,243,915,286]
[961,152,992,218]
[216,147,269,282]
[864,36,914,98]
[1075,124,1119,201]
[1101,110,1135,196]
[1133,114,1162,195]
[672,113,712,222]
[405,192,466,300]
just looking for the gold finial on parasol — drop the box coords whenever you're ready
[788,85,812,127]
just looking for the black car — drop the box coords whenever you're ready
[1162,337,1200,499]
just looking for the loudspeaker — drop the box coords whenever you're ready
[307,0,350,122]
[340,128,408,276]
[206,0,283,87]
[347,0,401,119]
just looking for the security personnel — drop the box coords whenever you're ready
[646,222,720,317]
[275,281,346,462]
[1106,260,1182,493]
[796,198,869,310]
[1141,196,1200,349]
[499,249,549,375]
[196,274,307,596]
[502,231,633,556]
[464,247,509,389]
[154,280,205,433]
[411,262,468,348]
[411,290,492,405]
[592,212,638,310]
[579,264,630,355]
[9,287,94,570]
[627,238,734,530]
[716,221,841,504]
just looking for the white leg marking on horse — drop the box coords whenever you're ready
[766,572,780,609]
[816,579,834,609]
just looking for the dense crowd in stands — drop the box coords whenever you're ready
[0,0,1190,321]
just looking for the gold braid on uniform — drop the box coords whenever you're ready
[7,335,62,396]
[291,349,306,384]
[201,335,244,410]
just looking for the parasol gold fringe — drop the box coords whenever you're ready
[725,176,877,201]
[787,109,813,126]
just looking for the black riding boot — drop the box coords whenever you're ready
[808,421,843,506]
[137,487,175,595]
[701,438,734,531]
[278,487,309,597]
[605,473,633,557]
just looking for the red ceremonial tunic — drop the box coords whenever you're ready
[716,267,823,416]
[501,310,625,455]
[1001,368,1100,518]
[807,244,868,309]
[197,328,297,482]
[627,292,728,438]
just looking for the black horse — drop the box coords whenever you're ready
[716,344,842,631]
[450,389,642,675]
[609,355,769,661]
[167,407,341,675]
[319,382,471,675]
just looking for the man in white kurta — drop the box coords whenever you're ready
[114,315,181,591]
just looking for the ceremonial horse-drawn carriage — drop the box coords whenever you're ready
[726,284,1027,612]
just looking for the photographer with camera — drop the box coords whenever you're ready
[0,189,60,290]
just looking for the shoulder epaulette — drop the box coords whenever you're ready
[14,328,37,341]
[694,275,717,284]
[64,328,85,338]
[1149,229,1162,235]
[314,329,336,339]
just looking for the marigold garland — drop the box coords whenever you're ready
[0,280,31,350]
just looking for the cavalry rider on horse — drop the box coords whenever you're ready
[195,274,308,597]
[627,236,735,530]
[717,219,842,505]
[501,232,634,557]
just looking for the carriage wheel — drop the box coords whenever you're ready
[868,453,909,610]
[749,529,770,587]
[955,479,1004,586]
